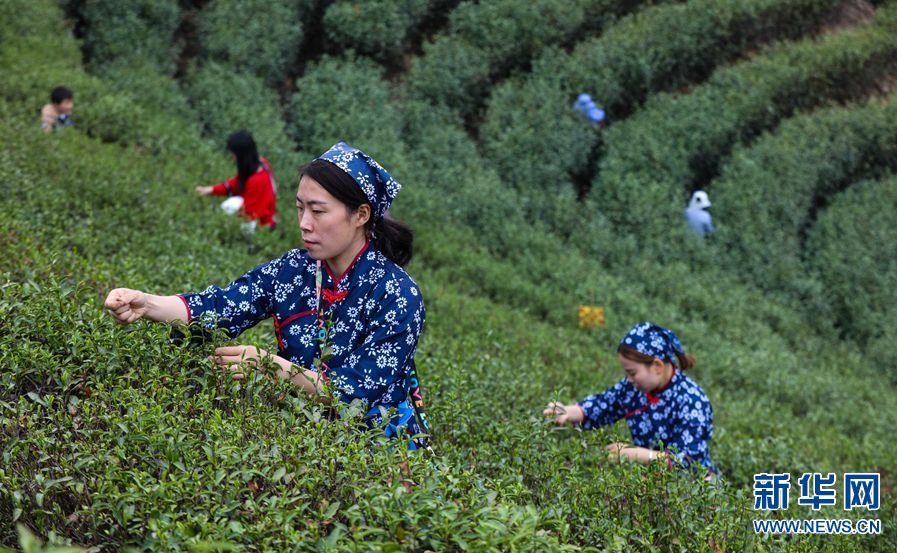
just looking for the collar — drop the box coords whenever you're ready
[323,240,371,288]
[645,366,677,404]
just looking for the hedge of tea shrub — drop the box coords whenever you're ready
[711,97,897,312]
[92,62,197,124]
[479,0,842,193]
[0,0,207,159]
[184,62,301,177]
[404,0,647,119]
[77,0,181,74]
[0,101,775,553]
[806,176,897,369]
[197,0,311,86]
[287,56,403,158]
[3,0,897,550]
[590,2,897,242]
[0,274,582,551]
[323,0,434,67]
[396,99,820,349]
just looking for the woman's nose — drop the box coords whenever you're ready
[299,210,313,231]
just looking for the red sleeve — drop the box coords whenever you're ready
[210,175,238,196]
[241,170,277,227]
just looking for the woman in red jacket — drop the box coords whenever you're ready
[195,130,277,230]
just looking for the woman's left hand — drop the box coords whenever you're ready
[606,442,632,460]
[211,345,271,380]
[607,443,664,464]
[209,347,326,398]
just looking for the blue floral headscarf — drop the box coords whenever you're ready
[619,322,685,364]
[317,142,401,221]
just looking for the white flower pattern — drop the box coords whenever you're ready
[178,244,425,413]
[578,369,717,473]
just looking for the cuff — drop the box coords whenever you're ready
[175,294,192,323]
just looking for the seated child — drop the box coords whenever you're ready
[40,86,74,132]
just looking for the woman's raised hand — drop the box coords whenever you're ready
[542,401,583,425]
[104,288,149,324]
[103,289,189,324]
[195,185,213,196]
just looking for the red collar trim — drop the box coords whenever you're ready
[324,240,370,287]
[322,288,349,305]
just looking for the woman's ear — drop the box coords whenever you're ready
[355,204,372,227]
[650,357,666,375]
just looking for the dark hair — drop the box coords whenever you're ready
[300,159,414,266]
[618,345,696,370]
[50,86,73,104]
[226,130,260,194]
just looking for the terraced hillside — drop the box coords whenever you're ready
[1,0,895,550]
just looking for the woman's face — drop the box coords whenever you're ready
[296,175,368,264]
[619,354,665,393]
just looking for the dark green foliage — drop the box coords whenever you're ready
[185,62,300,176]
[480,0,842,192]
[0,102,779,552]
[712,98,897,305]
[807,176,897,368]
[65,70,207,154]
[0,6,203,159]
[4,0,897,550]
[323,0,433,66]
[288,56,402,157]
[79,0,181,74]
[93,62,197,123]
[591,3,897,244]
[0,278,574,551]
[197,0,309,86]
[406,0,642,118]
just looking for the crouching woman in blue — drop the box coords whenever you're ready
[104,142,429,446]
[544,322,718,478]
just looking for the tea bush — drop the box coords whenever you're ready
[405,0,646,119]
[92,62,197,124]
[711,97,897,310]
[197,0,310,86]
[0,110,764,550]
[0,0,108,115]
[288,56,403,157]
[0,277,584,551]
[2,144,894,552]
[323,0,433,67]
[480,0,842,192]
[185,62,300,176]
[3,0,897,550]
[806,176,897,368]
[77,0,181,74]
[591,2,897,242]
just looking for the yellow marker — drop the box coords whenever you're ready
[578,305,605,329]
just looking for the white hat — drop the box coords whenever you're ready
[220,196,244,215]
[689,190,711,209]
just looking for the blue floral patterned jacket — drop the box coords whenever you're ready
[578,368,718,473]
[178,241,425,414]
